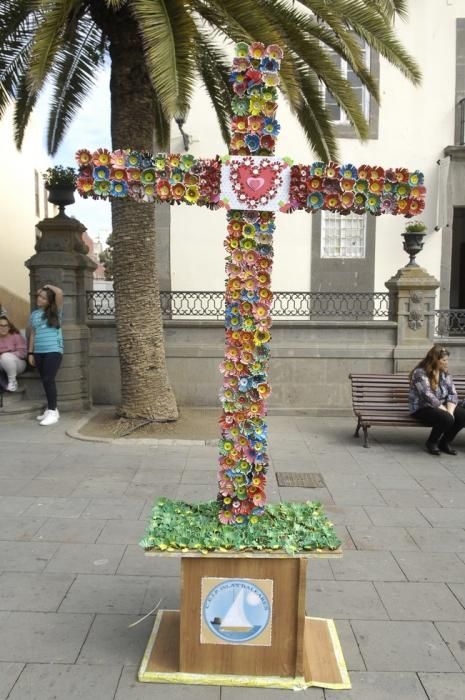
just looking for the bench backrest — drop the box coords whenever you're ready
[350,373,465,409]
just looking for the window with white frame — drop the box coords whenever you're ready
[321,211,366,259]
[323,40,370,123]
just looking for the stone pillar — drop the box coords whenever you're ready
[25,213,97,411]
[385,265,440,372]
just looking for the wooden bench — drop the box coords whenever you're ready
[349,373,465,447]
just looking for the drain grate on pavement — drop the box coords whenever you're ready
[276,472,326,488]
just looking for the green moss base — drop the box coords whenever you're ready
[140,499,341,555]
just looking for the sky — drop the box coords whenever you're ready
[40,67,113,245]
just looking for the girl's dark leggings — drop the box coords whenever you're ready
[34,352,62,410]
[413,405,465,444]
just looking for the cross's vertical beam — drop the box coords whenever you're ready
[217,43,283,525]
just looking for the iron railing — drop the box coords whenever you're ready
[435,309,465,337]
[86,290,392,321]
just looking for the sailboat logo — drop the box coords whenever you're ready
[203,578,271,643]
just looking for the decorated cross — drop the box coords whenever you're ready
[76,42,426,526]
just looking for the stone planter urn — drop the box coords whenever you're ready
[401,230,426,267]
[46,184,76,215]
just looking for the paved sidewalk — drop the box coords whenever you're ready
[0,412,465,699]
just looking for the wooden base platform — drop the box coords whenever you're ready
[138,610,351,691]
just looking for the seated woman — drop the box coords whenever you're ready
[0,315,27,391]
[409,345,465,455]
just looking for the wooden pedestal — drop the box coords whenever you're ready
[139,552,350,690]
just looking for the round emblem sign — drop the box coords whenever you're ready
[203,578,271,643]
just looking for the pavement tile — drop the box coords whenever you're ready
[323,505,372,527]
[393,551,465,582]
[307,580,387,620]
[366,474,422,490]
[0,517,46,541]
[180,469,218,484]
[330,551,405,581]
[0,497,37,517]
[117,545,180,577]
[374,581,465,621]
[352,620,461,671]
[332,620,365,671]
[97,520,146,545]
[0,480,29,496]
[25,497,90,519]
[81,497,146,520]
[175,484,217,502]
[448,583,465,608]
[19,478,83,498]
[142,577,180,613]
[364,507,430,527]
[379,490,440,508]
[132,468,183,485]
[223,689,323,700]
[416,475,465,491]
[278,487,334,505]
[115,666,221,699]
[33,517,106,543]
[320,474,372,491]
[0,662,24,699]
[0,572,74,611]
[418,672,465,700]
[407,527,465,552]
[435,622,465,671]
[0,541,59,573]
[70,478,130,498]
[334,526,356,550]
[307,558,334,581]
[328,489,386,506]
[348,526,419,551]
[325,671,427,699]
[419,507,465,527]
[7,663,121,700]
[0,611,94,663]
[429,491,465,507]
[124,483,178,499]
[59,574,151,614]
[44,543,126,575]
[77,613,153,665]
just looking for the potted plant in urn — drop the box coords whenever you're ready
[43,165,77,214]
[402,219,427,267]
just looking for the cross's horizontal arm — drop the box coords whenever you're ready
[75,149,425,219]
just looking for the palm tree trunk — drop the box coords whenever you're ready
[107,12,178,420]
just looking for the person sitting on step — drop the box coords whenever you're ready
[409,345,465,455]
[0,315,27,392]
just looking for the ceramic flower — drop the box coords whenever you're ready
[93,179,111,197]
[395,182,411,198]
[76,176,94,195]
[233,57,252,72]
[218,510,234,524]
[341,179,355,192]
[93,165,110,181]
[357,164,371,180]
[355,179,368,193]
[110,149,127,167]
[370,166,385,181]
[249,42,266,59]
[262,117,280,136]
[308,176,322,191]
[92,148,111,166]
[409,170,424,187]
[366,194,381,213]
[260,57,280,73]
[341,192,354,209]
[266,44,283,60]
[395,167,410,183]
[324,193,340,210]
[410,185,426,199]
[141,168,156,184]
[354,192,366,207]
[231,96,250,116]
[254,329,271,345]
[110,180,128,198]
[125,151,141,167]
[231,133,246,150]
[310,162,325,177]
[325,162,339,179]
[128,183,145,202]
[247,115,264,132]
[249,97,265,116]
[156,179,171,200]
[232,115,248,132]
[154,154,166,171]
[263,72,280,87]
[246,68,263,86]
[110,167,126,181]
[172,183,185,200]
[407,198,425,216]
[368,180,383,194]
[126,168,141,182]
[307,192,324,209]
[340,163,357,180]
[380,195,396,213]
[75,149,92,166]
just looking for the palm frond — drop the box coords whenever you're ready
[27,0,80,91]
[46,14,104,154]
[152,89,171,149]
[13,70,39,148]
[131,0,179,118]
[193,30,232,145]
[293,69,339,161]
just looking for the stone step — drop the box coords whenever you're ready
[0,399,44,420]
[0,386,26,407]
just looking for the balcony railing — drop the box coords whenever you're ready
[86,290,392,321]
[435,309,465,337]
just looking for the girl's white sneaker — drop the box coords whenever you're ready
[39,409,59,426]
[7,379,18,391]
[37,409,59,421]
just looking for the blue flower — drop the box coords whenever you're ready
[93,165,110,181]
[260,57,279,72]
[125,151,141,168]
[110,180,128,198]
[339,163,358,180]
[262,117,280,136]
[238,377,251,392]
[307,192,324,210]
[245,134,260,152]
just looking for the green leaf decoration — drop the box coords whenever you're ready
[139,498,341,555]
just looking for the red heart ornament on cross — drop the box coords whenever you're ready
[234,163,279,202]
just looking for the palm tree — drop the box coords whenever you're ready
[0,0,420,420]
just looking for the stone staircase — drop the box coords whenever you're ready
[0,372,44,419]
